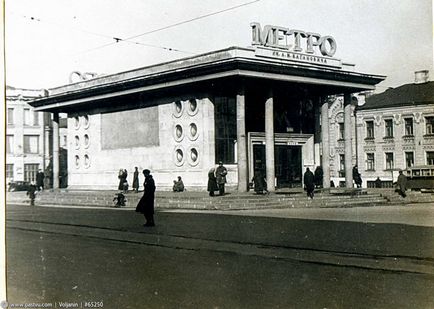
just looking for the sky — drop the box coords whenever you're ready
[5,0,434,92]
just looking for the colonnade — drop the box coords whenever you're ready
[235,86,354,192]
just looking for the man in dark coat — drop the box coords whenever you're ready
[314,166,323,188]
[303,167,315,199]
[252,169,267,194]
[132,167,139,193]
[36,170,45,191]
[353,165,362,188]
[136,169,156,226]
[215,161,228,196]
[396,170,407,198]
[207,168,218,196]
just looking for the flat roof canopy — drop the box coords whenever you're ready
[29,46,385,113]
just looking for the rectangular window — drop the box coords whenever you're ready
[23,135,39,154]
[366,120,374,139]
[215,96,236,164]
[24,164,39,182]
[7,108,14,125]
[24,108,31,126]
[338,123,344,140]
[339,154,345,177]
[33,111,39,126]
[427,152,434,165]
[366,153,375,171]
[6,135,13,153]
[385,152,394,170]
[385,119,393,137]
[6,164,13,179]
[405,152,414,168]
[426,116,434,135]
[404,118,414,136]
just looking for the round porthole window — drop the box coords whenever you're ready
[84,134,90,148]
[84,154,90,168]
[174,124,184,141]
[75,155,80,168]
[173,100,183,117]
[187,147,199,166]
[174,147,185,166]
[187,98,199,116]
[75,136,80,149]
[74,116,80,129]
[189,123,198,140]
[83,115,90,128]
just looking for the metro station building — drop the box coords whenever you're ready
[30,23,385,191]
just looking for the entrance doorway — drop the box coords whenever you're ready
[252,144,302,188]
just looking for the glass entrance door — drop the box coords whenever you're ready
[252,144,302,188]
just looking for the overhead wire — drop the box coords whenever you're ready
[74,0,261,55]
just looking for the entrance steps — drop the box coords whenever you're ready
[18,189,392,210]
[373,189,434,205]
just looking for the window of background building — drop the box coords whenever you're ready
[24,108,31,126]
[7,108,14,125]
[339,154,345,177]
[215,96,236,164]
[366,120,374,139]
[23,135,39,154]
[427,152,434,165]
[384,119,393,138]
[426,116,434,135]
[405,152,414,168]
[6,164,13,179]
[24,164,39,182]
[385,152,394,170]
[404,118,414,136]
[33,111,39,126]
[6,135,13,153]
[338,123,344,140]
[366,153,375,171]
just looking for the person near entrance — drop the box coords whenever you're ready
[303,167,315,199]
[216,161,228,196]
[135,169,156,226]
[207,168,218,196]
[353,165,362,188]
[36,170,45,191]
[252,169,268,194]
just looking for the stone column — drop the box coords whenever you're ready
[236,85,248,192]
[265,88,275,192]
[52,112,60,189]
[344,94,353,188]
[321,97,331,189]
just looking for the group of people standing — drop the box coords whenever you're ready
[207,161,228,196]
[118,167,140,193]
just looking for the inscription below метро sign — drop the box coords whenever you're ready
[251,22,342,68]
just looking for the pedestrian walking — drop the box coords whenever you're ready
[215,161,228,196]
[135,169,156,227]
[26,183,37,206]
[396,170,407,198]
[132,167,139,193]
[172,176,185,192]
[303,167,315,199]
[353,165,362,188]
[207,168,218,196]
[36,170,45,191]
[252,169,268,194]
[118,169,125,190]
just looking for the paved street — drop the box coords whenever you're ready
[6,203,434,309]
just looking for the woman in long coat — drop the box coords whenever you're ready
[135,169,156,226]
[207,168,218,196]
[132,167,139,193]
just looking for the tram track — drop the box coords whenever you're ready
[7,218,434,276]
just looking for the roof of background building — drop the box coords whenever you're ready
[358,81,434,110]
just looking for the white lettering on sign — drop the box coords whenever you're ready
[251,22,337,57]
